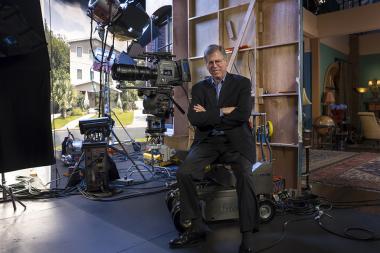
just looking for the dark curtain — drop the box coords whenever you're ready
[337,61,351,106]
[0,0,54,172]
[336,61,352,122]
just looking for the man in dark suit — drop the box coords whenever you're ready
[169,45,259,253]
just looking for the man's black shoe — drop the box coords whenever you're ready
[169,231,206,249]
[239,245,254,253]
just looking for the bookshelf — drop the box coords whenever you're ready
[179,0,302,189]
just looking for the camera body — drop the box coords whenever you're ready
[155,59,191,86]
[112,54,190,87]
[112,52,190,134]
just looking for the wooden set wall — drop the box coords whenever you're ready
[172,0,301,189]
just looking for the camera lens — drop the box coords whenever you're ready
[112,64,157,81]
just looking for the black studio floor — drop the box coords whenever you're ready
[1,156,380,253]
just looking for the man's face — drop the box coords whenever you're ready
[206,51,227,81]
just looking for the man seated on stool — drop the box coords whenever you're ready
[169,44,259,253]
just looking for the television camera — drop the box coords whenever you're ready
[112,52,190,164]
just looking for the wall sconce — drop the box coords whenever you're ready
[368,79,380,99]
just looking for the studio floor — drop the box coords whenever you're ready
[1,153,380,253]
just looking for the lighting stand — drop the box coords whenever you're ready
[111,128,150,181]
[1,172,26,210]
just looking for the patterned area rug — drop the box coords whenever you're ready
[310,152,380,192]
[303,149,358,171]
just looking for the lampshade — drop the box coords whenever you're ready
[354,87,368,94]
[323,91,335,104]
[302,88,312,106]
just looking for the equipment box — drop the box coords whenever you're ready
[198,186,239,222]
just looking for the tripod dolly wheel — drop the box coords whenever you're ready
[171,202,192,233]
[165,190,178,212]
[258,199,275,223]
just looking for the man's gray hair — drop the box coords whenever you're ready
[203,44,227,61]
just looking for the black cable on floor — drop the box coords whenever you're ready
[77,185,169,202]
[254,191,380,252]
[256,215,317,253]
[316,210,380,241]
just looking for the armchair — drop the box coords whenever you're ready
[358,112,380,142]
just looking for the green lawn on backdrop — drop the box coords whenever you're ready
[52,111,134,130]
[113,110,134,126]
[52,115,82,130]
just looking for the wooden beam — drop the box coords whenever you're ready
[173,0,189,136]
[303,7,318,38]
[227,0,256,72]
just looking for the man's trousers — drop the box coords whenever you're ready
[176,135,259,232]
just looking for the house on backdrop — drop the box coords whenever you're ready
[68,37,122,109]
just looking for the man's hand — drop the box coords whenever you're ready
[193,104,206,112]
[221,107,236,115]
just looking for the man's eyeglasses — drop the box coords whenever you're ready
[207,59,225,66]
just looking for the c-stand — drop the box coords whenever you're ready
[109,110,151,180]
[101,70,150,181]
[1,172,26,210]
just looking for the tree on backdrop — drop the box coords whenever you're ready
[51,68,74,118]
[120,83,138,111]
[44,23,74,118]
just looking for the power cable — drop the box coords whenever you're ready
[256,215,316,253]
[315,207,380,241]
[77,185,168,202]
[254,193,380,252]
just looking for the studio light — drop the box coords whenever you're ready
[137,5,172,47]
[87,0,150,41]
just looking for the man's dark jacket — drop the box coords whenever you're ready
[188,72,256,163]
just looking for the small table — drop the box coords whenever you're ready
[334,121,351,150]
[334,131,348,150]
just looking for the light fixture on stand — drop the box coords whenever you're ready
[77,0,152,193]
[354,86,368,112]
[88,0,150,41]
[355,87,369,94]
